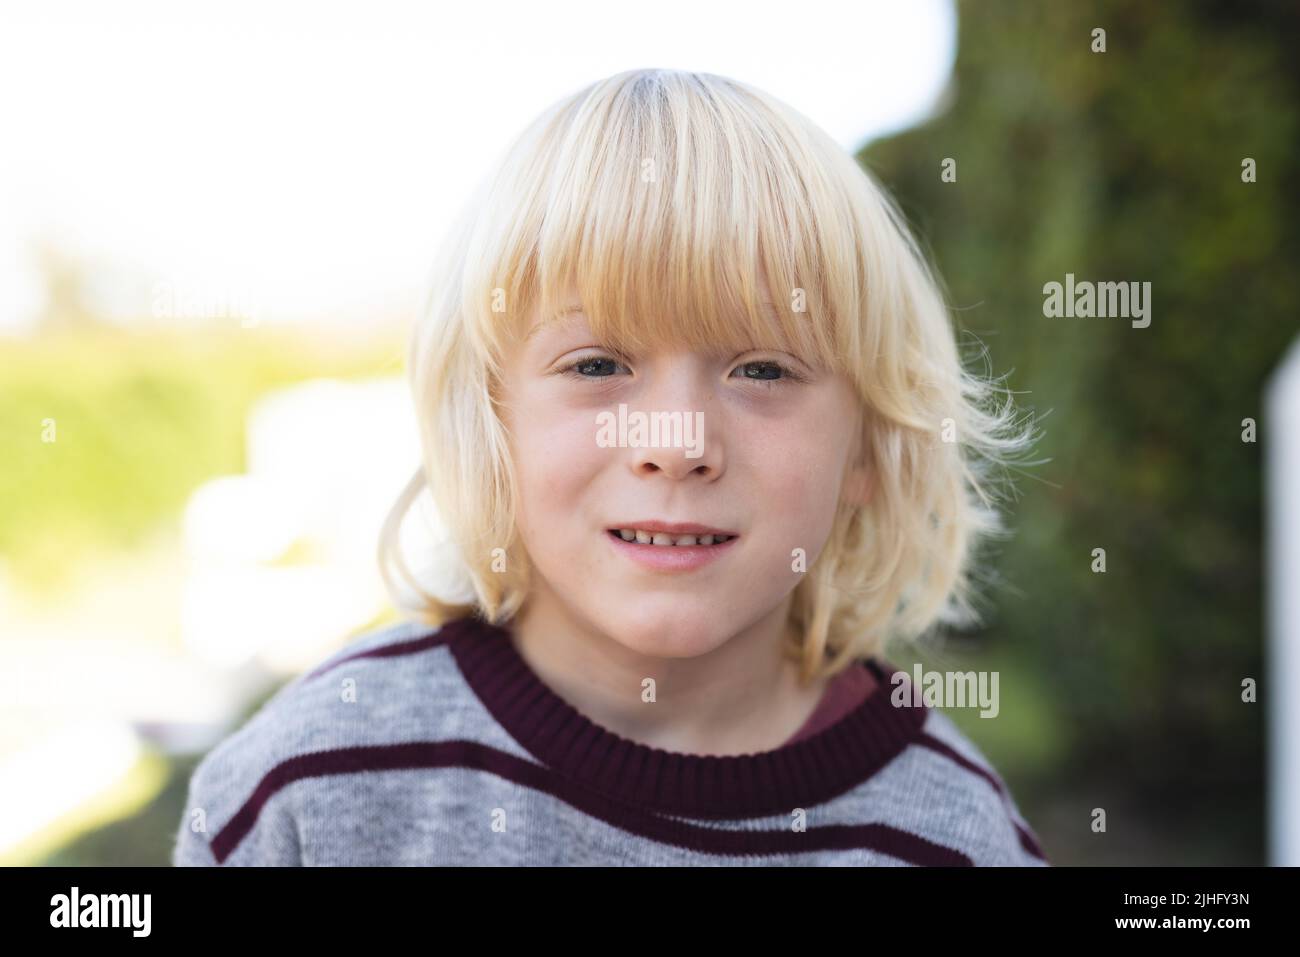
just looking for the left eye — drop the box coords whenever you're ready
[733,360,789,382]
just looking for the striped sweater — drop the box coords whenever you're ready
[172,615,1049,866]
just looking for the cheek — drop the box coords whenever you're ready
[511,404,604,532]
[741,411,850,539]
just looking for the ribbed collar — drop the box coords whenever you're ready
[445,614,929,819]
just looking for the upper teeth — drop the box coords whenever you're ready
[615,529,731,546]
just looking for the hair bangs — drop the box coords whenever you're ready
[481,70,856,375]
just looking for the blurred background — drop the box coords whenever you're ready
[1,0,1295,866]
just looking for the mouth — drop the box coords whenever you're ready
[604,524,740,572]
[605,524,738,547]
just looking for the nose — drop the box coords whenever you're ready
[630,433,719,480]
[625,362,724,482]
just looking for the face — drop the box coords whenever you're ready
[496,292,872,660]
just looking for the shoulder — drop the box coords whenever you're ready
[882,707,1050,866]
[171,616,463,866]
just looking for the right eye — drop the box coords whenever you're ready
[559,354,628,380]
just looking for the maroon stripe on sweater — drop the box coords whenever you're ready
[915,733,1047,862]
[209,740,972,866]
[302,627,456,682]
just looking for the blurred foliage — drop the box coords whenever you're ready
[866,0,1298,862]
[0,324,403,596]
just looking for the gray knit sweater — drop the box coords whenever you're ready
[172,615,1049,866]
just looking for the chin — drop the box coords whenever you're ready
[600,616,733,660]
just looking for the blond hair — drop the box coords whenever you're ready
[378,68,1037,681]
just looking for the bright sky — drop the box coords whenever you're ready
[0,0,955,333]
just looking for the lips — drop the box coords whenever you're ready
[605,524,740,571]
